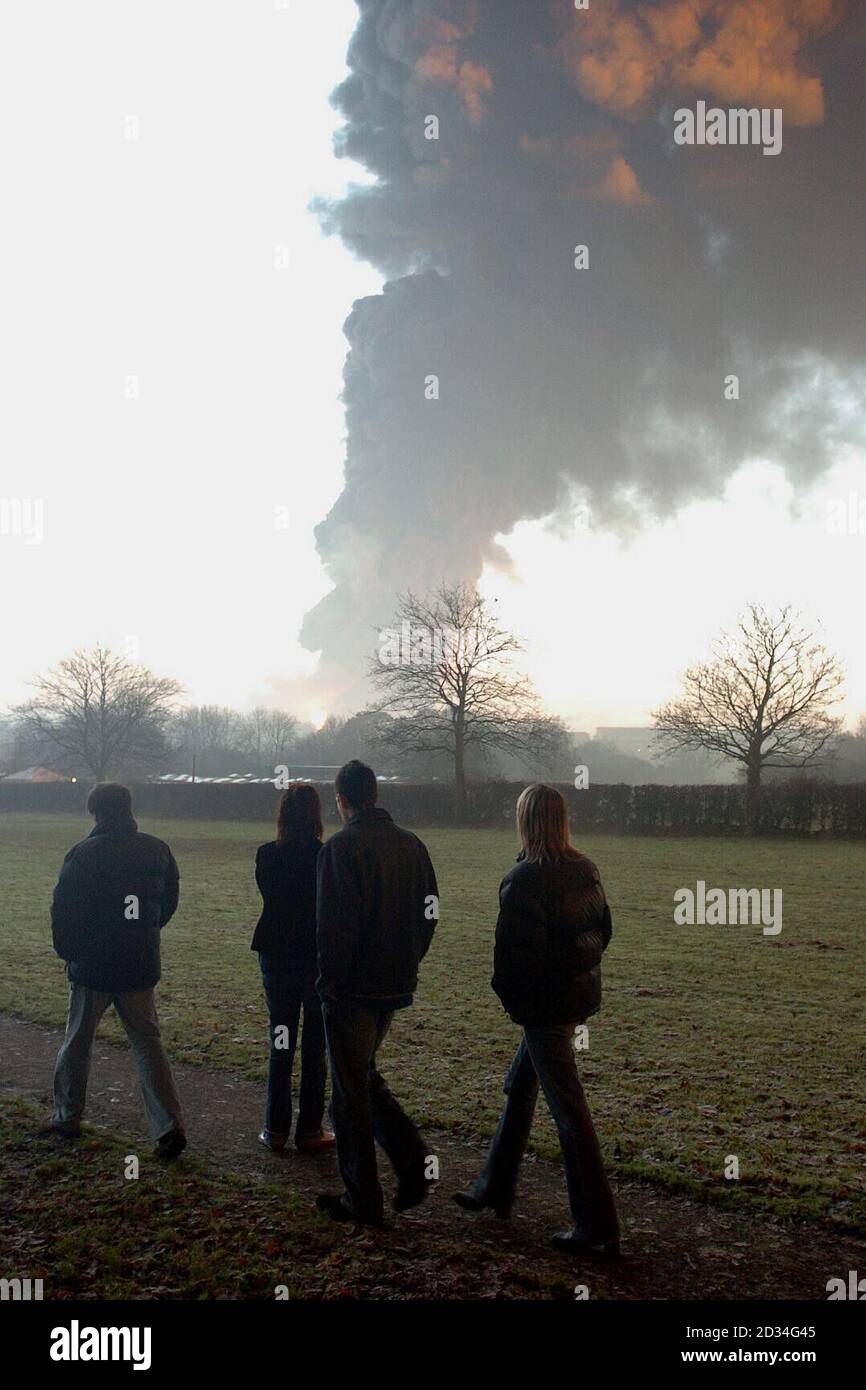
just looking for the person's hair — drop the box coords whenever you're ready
[334,759,377,811]
[87,782,133,820]
[515,783,575,864]
[275,783,323,843]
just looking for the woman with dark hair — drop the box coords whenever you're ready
[251,784,334,1154]
[453,783,620,1256]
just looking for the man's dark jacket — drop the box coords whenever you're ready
[51,812,180,994]
[251,834,321,972]
[316,807,438,1009]
[492,852,612,1027]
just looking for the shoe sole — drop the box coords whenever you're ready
[393,1190,429,1213]
[157,1140,187,1161]
[316,1199,384,1227]
[551,1240,622,1260]
[453,1194,510,1220]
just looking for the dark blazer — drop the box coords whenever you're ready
[51,813,179,994]
[251,834,321,972]
[316,807,438,1009]
[492,852,612,1028]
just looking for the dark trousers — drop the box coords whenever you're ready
[473,1025,619,1243]
[322,1000,427,1221]
[260,960,327,1141]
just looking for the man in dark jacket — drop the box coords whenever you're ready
[49,783,186,1158]
[315,760,439,1224]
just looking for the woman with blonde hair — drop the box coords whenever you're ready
[454,783,620,1256]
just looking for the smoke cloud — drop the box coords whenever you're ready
[302,0,865,703]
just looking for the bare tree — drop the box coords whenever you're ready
[170,705,245,777]
[369,583,564,818]
[652,605,843,832]
[242,707,274,776]
[13,645,182,781]
[242,707,298,775]
[266,711,298,769]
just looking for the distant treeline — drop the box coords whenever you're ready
[2,777,865,837]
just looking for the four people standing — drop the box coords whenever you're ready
[48,766,619,1254]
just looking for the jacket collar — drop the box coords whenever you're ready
[89,812,138,837]
[347,806,392,828]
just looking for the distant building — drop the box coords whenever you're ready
[594,726,736,784]
[1,766,74,783]
[594,728,661,759]
[150,766,345,785]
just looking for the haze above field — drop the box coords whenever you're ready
[1,0,864,731]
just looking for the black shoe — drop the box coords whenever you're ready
[156,1129,187,1161]
[40,1121,82,1140]
[316,1192,383,1226]
[551,1231,622,1260]
[393,1170,431,1213]
[453,1190,511,1220]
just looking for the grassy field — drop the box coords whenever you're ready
[1,812,863,1230]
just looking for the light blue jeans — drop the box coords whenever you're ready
[52,984,184,1141]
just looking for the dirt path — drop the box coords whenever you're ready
[1,1011,861,1300]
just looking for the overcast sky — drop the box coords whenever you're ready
[1,0,863,733]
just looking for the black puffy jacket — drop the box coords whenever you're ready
[492,852,612,1027]
[51,813,179,993]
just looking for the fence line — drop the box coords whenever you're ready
[1,778,865,836]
